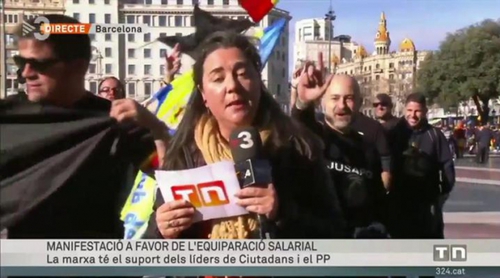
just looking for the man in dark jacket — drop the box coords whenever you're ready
[292,74,388,239]
[475,124,494,163]
[1,14,168,240]
[389,93,455,239]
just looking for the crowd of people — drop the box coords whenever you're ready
[4,12,499,278]
[439,122,498,164]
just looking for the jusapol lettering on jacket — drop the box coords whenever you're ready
[326,161,374,179]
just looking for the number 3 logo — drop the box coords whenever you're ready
[238,131,254,149]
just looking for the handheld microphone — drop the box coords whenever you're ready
[229,127,273,239]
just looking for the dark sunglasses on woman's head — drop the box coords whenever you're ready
[13,55,60,73]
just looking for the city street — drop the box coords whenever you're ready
[444,157,500,238]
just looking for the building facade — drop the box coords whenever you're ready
[335,12,430,116]
[293,18,359,74]
[1,0,65,98]
[64,0,290,109]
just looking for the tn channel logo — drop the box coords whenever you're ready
[433,245,467,262]
[22,16,50,41]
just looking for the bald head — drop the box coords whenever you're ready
[321,74,361,131]
[324,75,362,109]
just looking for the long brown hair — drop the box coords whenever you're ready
[163,31,321,170]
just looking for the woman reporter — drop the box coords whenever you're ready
[144,32,345,239]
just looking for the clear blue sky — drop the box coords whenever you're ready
[276,0,500,70]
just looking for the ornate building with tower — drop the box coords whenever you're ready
[335,12,430,116]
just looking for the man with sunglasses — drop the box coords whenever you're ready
[2,14,169,240]
[372,93,400,131]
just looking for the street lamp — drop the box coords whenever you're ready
[324,0,336,74]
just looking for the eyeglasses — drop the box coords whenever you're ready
[99,87,123,94]
[98,87,124,99]
[13,55,61,73]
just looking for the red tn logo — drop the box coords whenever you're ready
[171,180,229,208]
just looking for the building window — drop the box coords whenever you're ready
[127,34,135,42]
[144,83,152,97]
[389,74,394,80]
[376,64,380,69]
[160,65,165,75]
[127,83,136,98]
[389,62,394,68]
[88,64,96,74]
[143,15,151,26]
[144,65,152,75]
[89,81,97,94]
[126,15,135,24]
[375,75,380,80]
[159,16,167,26]
[162,0,168,4]
[128,65,136,75]
[105,0,110,4]
[73,13,80,20]
[128,49,135,58]
[223,0,229,5]
[105,34,112,41]
[89,0,95,4]
[160,32,167,37]
[73,0,79,3]
[177,0,183,4]
[175,32,182,37]
[190,16,194,26]
[105,64,112,74]
[105,47,112,57]
[207,0,214,5]
[144,49,151,58]
[174,16,182,27]
[105,14,111,24]
[160,49,167,58]
[282,68,285,78]
[143,33,151,42]
[276,84,281,96]
[89,34,96,41]
[89,13,96,23]
[192,0,198,4]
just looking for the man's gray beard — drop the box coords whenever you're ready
[325,114,351,132]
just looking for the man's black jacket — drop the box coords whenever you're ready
[390,118,455,199]
[0,95,154,238]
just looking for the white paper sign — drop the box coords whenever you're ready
[155,161,249,222]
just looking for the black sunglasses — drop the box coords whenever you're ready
[373,102,389,108]
[13,55,61,73]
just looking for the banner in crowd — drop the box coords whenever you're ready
[121,16,288,239]
[1,239,498,276]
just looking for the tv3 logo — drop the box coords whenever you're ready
[171,180,229,208]
[230,131,254,149]
[433,245,467,262]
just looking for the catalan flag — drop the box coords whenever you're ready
[239,0,280,23]
[120,10,287,240]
